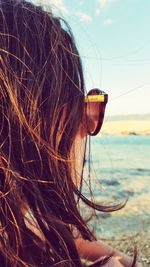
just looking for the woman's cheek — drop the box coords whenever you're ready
[71,124,86,187]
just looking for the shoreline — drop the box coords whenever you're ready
[99,228,150,267]
[83,196,150,266]
[92,211,150,267]
[83,208,150,267]
[88,120,150,266]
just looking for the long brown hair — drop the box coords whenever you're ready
[0,1,135,266]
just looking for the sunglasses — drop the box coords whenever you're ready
[84,88,108,136]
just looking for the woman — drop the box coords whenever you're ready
[0,0,141,266]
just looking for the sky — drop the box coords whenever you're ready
[31,0,150,116]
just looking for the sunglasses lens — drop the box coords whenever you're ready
[86,89,107,136]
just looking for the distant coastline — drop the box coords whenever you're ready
[105,113,150,121]
[101,114,150,136]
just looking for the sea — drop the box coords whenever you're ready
[83,135,150,238]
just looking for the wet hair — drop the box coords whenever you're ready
[0,0,136,266]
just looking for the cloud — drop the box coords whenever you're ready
[79,0,85,6]
[97,0,110,8]
[103,18,115,25]
[95,8,101,15]
[97,0,118,10]
[33,0,69,15]
[76,10,92,23]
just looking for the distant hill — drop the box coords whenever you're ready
[106,113,150,121]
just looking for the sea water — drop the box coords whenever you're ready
[83,135,150,237]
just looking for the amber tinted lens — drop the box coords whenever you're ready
[86,89,107,136]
